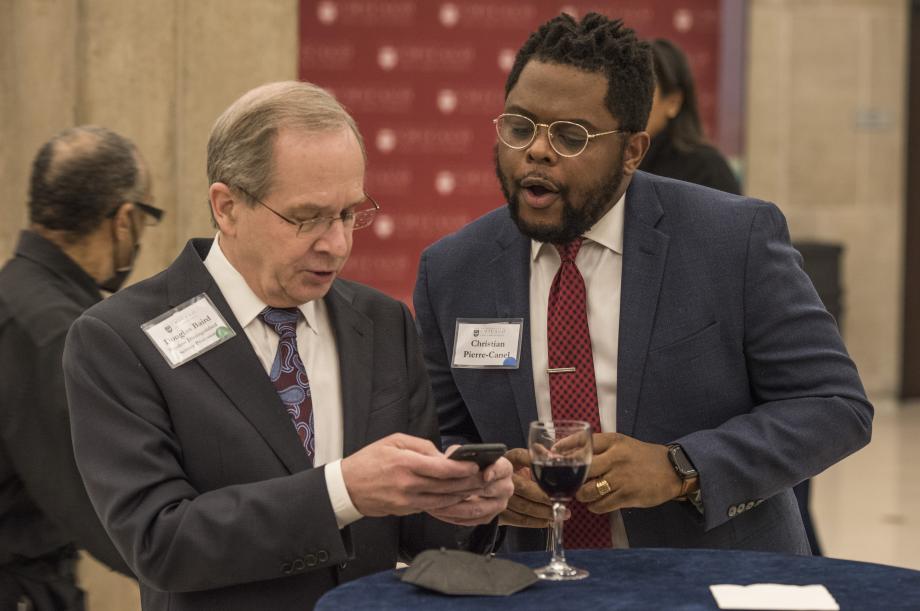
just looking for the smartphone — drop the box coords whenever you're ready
[449,443,508,470]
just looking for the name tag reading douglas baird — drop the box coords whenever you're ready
[142,293,236,369]
[451,318,523,369]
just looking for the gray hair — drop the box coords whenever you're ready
[207,81,365,204]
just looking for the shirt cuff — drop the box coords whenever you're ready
[324,459,363,529]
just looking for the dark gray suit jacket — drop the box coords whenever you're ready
[414,171,872,554]
[63,239,473,610]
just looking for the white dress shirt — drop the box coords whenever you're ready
[529,193,629,547]
[204,235,362,529]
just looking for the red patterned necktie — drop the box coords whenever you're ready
[546,238,612,548]
[260,307,315,465]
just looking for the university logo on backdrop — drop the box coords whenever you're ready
[300,0,724,305]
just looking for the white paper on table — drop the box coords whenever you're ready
[709,584,840,610]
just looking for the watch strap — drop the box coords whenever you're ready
[667,443,699,501]
[679,476,693,498]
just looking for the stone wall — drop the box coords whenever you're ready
[0,0,298,281]
[746,0,908,397]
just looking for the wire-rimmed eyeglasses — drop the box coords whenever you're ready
[493,113,627,158]
[234,185,379,237]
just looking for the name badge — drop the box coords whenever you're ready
[142,293,236,368]
[452,318,523,369]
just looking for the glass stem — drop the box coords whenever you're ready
[549,501,567,568]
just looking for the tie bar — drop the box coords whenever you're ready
[546,367,576,374]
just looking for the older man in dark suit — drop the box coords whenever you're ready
[414,13,872,555]
[62,81,513,611]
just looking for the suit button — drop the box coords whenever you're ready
[306,554,317,567]
[754,499,764,506]
[317,550,329,563]
[281,562,293,575]
[293,559,305,572]
[340,562,348,569]
[736,503,746,514]
[728,506,737,517]
[745,501,755,511]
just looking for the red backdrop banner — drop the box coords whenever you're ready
[299,0,724,305]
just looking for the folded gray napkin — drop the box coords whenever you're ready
[401,549,538,596]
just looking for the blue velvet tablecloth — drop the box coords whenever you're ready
[316,548,920,610]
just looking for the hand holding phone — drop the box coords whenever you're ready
[448,443,508,470]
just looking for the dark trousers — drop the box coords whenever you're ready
[0,550,84,611]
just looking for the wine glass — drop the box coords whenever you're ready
[528,420,593,581]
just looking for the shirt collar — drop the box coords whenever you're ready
[530,191,626,261]
[203,233,318,334]
[15,230,103,303]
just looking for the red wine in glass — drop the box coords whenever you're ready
[532,460,589,501]
[528,420,593,581]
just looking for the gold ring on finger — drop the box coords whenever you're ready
[596,479,612,497]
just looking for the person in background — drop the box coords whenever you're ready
[62,81,513,611]
[0,126,158,610]
[640,38,741,195]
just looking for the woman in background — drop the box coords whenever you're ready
[641,38,742,195]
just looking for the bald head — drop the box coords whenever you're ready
[29,126,149,241]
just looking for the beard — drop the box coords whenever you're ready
[495,145,626,245]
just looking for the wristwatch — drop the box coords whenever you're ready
[666,444,698,498]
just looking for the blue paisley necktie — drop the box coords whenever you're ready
[259,306,315,463]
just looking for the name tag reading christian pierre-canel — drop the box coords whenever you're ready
[142,293,236,369]
[451,318,524,369]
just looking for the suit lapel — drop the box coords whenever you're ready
[491,218,538,446]
[325,282,374,457]
[167,239,312,474]
[617,173,669,436]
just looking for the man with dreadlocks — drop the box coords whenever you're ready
[414,12,872,554]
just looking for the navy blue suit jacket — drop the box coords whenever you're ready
[414,171,872,554]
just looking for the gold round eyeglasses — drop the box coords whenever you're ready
[493,113,627,157]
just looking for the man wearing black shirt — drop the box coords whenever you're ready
[0,126,161,610]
